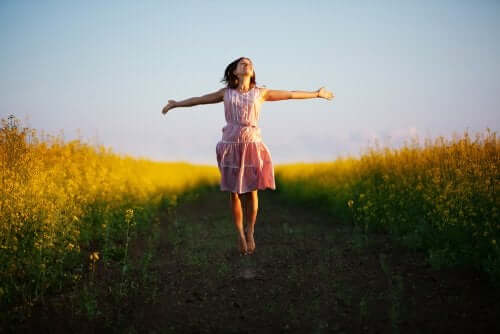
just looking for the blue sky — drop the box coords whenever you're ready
[1,0,499,165]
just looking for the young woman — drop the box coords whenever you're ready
[161,57,334,256]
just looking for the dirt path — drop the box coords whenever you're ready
[15,187,500,333]
[136,188,499,333]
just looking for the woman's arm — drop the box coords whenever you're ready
[162,88,225,115]
[261,86,334,102]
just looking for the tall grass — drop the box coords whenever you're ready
[0,115,219,318]
[275,128,499,285]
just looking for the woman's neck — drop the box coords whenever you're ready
[236,77,251,92]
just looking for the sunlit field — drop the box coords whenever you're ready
[2,113,499,327]
[0,116,219,317]
[275,128,499,284]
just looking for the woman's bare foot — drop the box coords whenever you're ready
[238,233,248,255]
[246,228,255,254]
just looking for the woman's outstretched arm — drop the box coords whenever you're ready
[162,88,225,115]
[261,86,334,102]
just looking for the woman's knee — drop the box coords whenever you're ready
[230,192,241,201]
[248,191,258,212]
[230,191,257,206]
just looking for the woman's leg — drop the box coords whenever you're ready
[244,190,258,254]
[230,192,248,255]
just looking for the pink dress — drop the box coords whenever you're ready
[216,86,276,194]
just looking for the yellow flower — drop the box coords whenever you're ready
[347,200,354,208]
[90,251,100,262]
[125,208,134,223]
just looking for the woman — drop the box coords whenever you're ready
[161,57,334,256]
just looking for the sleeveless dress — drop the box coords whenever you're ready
[216,86,276,194]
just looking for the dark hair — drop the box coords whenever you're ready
[220,57,257,89]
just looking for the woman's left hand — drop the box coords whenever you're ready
[317,87,335,100]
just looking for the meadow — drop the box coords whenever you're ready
[0,115,219,323]
[275,128,499,285]
[1,113,498,330]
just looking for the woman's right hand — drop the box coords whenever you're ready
[161,100,177,115]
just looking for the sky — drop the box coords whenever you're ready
[1,0,499,166]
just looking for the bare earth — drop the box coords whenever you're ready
[16,187,500,333]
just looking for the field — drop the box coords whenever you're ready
[0,116,219,326]
[275,128,499,284]
[1,115,498,332]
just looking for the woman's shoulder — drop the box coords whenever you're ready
[220,87,229,102]
[216,87,227,97]
[254,85,267,102]
[255,85,268,96]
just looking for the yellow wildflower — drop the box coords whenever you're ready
[90,251,100,262]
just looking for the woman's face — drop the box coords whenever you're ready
[233,58,254,77]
